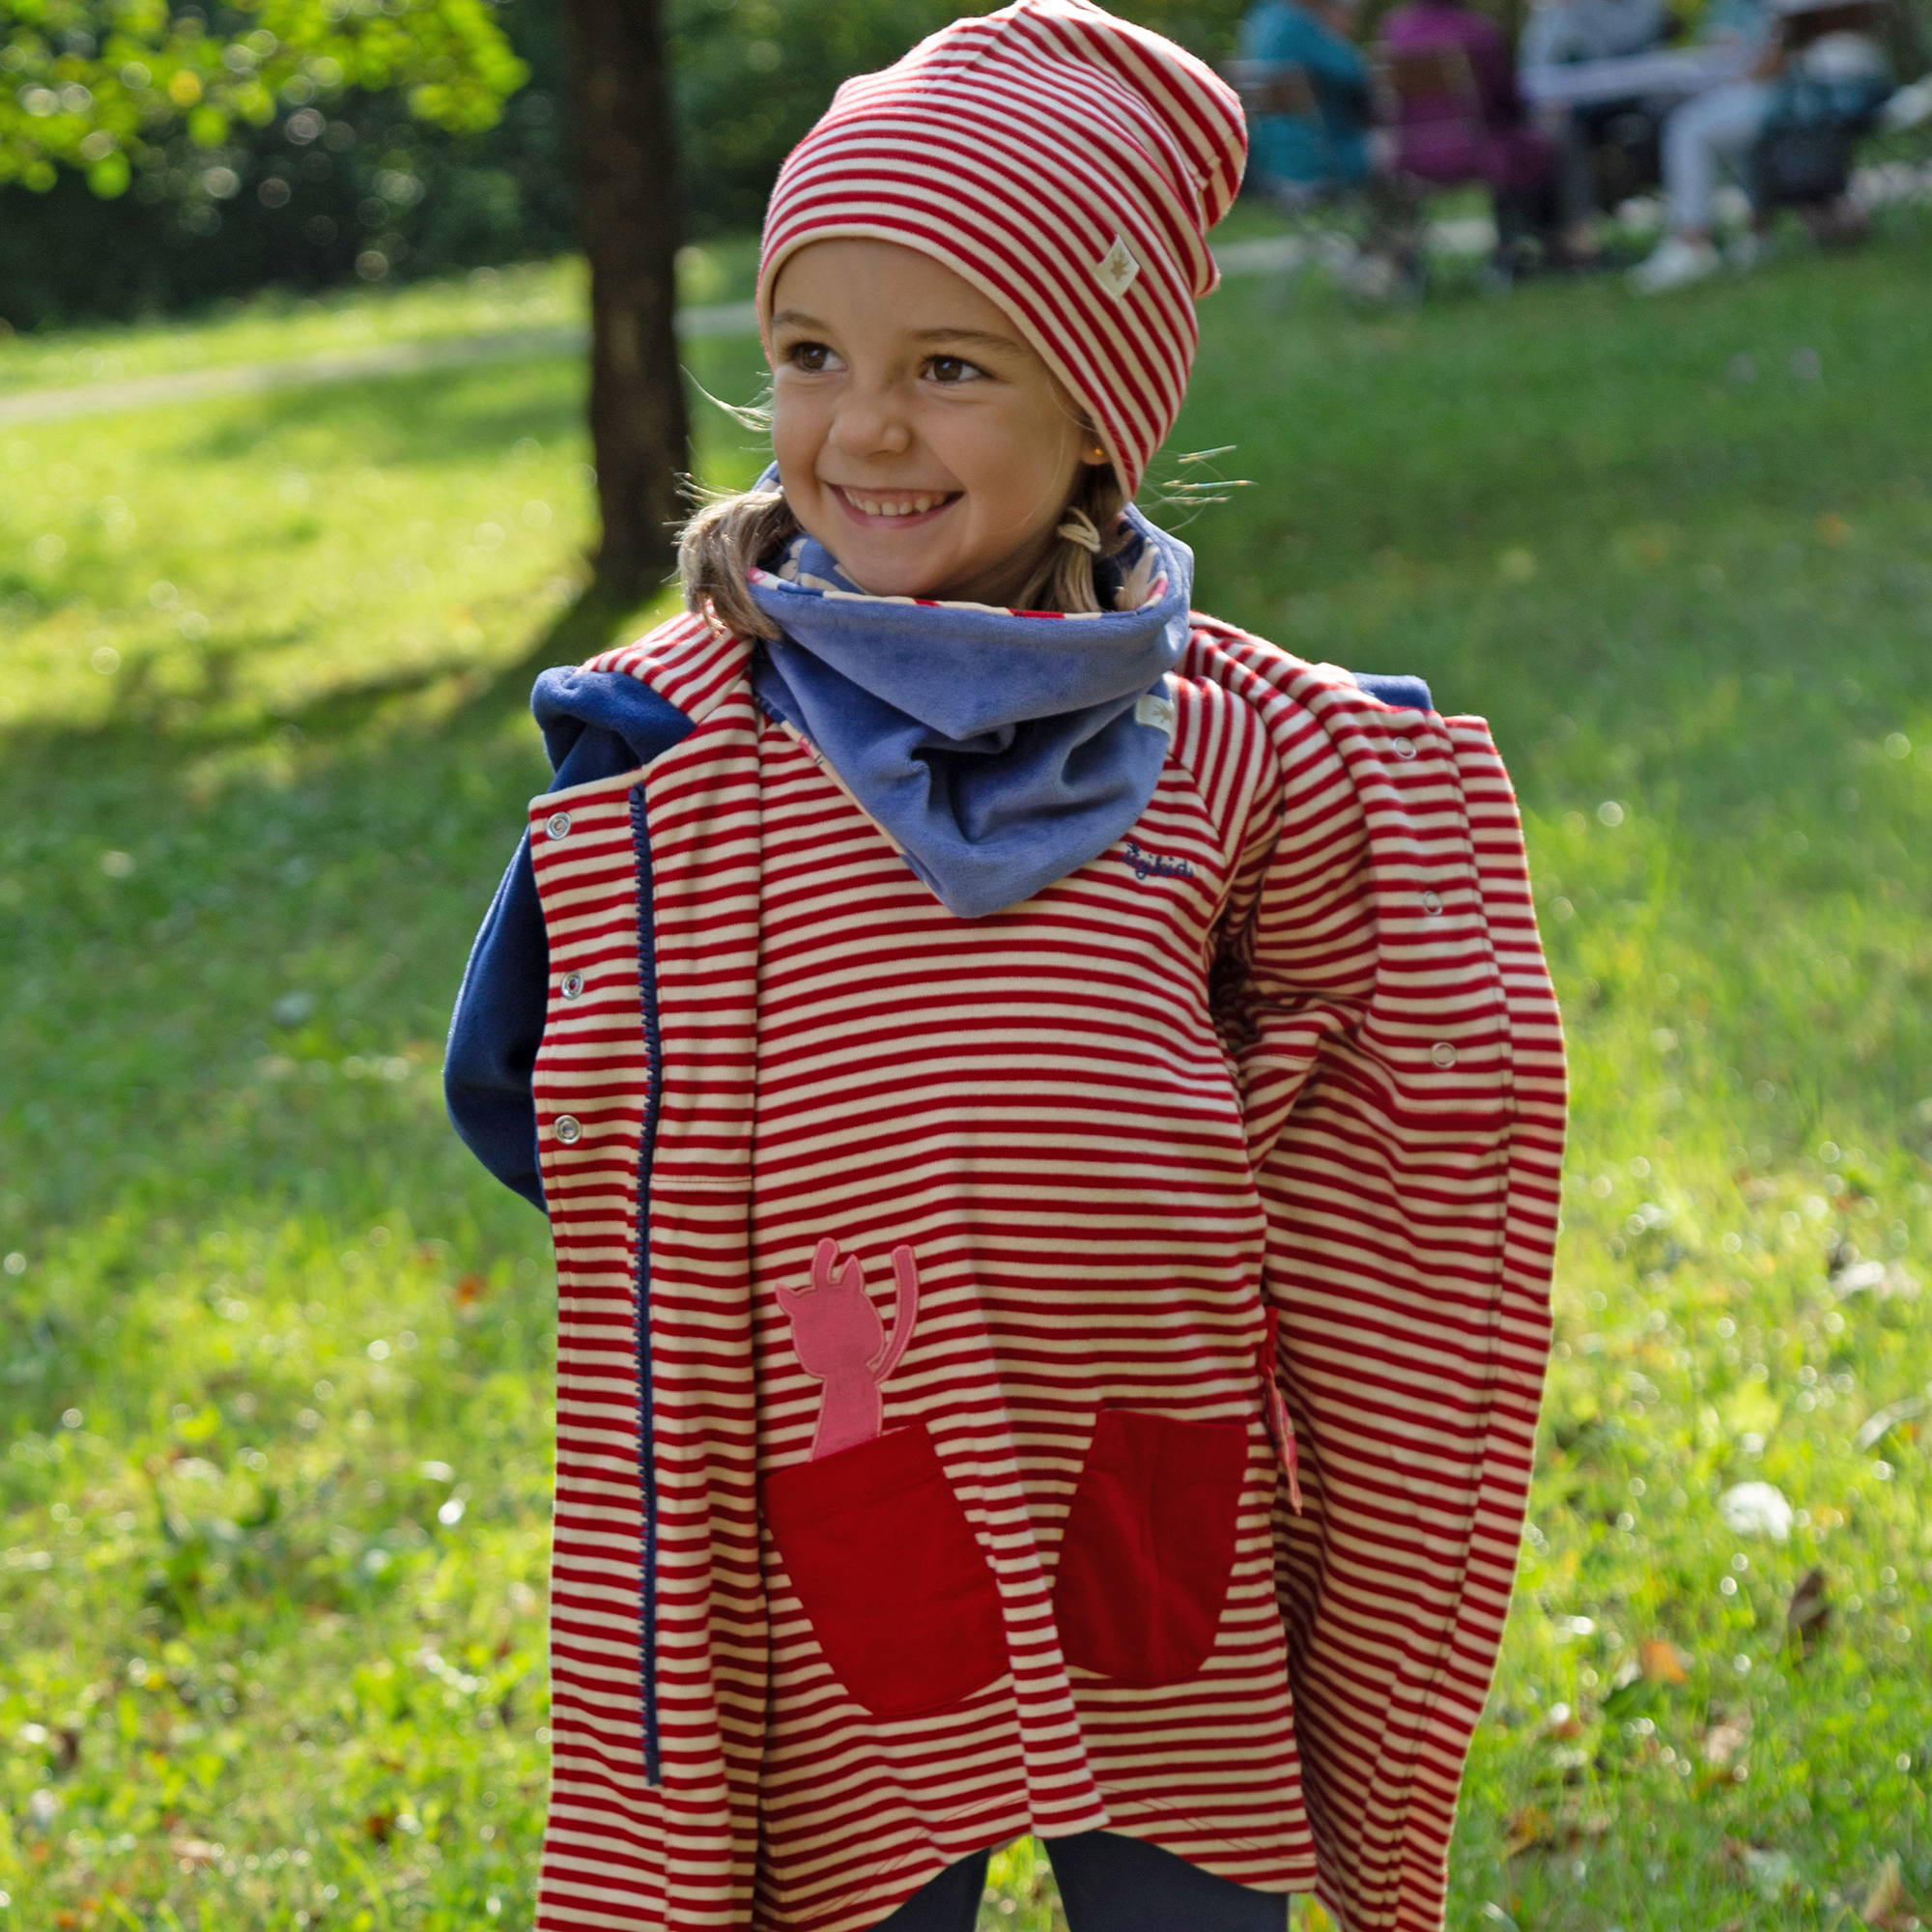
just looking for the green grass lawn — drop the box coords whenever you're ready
[4,226,1932,1931]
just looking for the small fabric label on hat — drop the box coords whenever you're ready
[1093,235,1142,299]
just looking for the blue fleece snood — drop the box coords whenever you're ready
[747,506,1195,921]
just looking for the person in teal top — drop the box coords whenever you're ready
[1239,0,1375,195]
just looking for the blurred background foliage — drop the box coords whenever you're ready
[0,0,1260,329]
[667,0,1247,233]
[4,0,1926,329]
[0,0,556,328]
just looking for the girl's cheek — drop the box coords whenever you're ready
[770,401,815,469]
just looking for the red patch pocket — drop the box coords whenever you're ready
[1051,1407,1250,1687]
[762,1423,1009,1719]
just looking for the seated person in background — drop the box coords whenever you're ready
[1380,0,1566,263]
[1626,0,1890,290]
[1520,0,1667,69]
[1240,0,1376,200]
[1630,0,1783,288]
[1520,0,1668,253]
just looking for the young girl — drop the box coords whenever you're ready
[446,4,1565,1928]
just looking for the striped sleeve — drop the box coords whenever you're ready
[1190,623,1564,1932]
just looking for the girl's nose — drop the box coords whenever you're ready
[828,383,913,460]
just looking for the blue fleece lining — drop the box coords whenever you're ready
[442,672,696,1209]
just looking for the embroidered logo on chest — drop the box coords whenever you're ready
[1122,838,1194,883]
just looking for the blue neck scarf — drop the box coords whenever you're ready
[746,505,1195,921]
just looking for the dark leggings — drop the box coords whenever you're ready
[871,1832,1288,1932]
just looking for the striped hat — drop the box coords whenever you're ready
[757,0,1247,498]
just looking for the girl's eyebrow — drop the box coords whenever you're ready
[769,308,1019,355]
[912,327,1021,352]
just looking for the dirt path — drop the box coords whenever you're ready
[0,298,758,429]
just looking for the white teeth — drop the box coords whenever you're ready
[849,491,943,518]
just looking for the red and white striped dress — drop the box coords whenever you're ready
[523,611,1563,1932]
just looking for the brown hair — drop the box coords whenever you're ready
[677,461,1131,640]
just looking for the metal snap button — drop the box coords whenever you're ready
[1392,736,1416,761]
[560,972,583,1000]
[1421,891,1442,915]
[554,1115,582,1145]
[1430,1042,1457,1068]
[545,810,572,839]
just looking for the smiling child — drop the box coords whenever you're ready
[445,5,1566,1930]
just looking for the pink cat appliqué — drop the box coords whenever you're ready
[777,1238,920,1461]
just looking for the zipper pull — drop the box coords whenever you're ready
[1259,1306,1303,1515]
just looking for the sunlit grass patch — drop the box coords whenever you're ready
[0,1207,554,1926]
[0,360,593,738]
[0,261,587,398]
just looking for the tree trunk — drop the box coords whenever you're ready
[560,0,692,602]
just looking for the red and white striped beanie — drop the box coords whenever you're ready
[757,0,1247,499]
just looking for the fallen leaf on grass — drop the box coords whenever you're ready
[1719,1480,1793,1540]
[1703,1710,1751,1767]
[168,1837,221,1868]
[1721,1839,1801,1899]
[1861,1854,1922,1930]
[1787,1567,1833,1660]
[1746,1848,1799,1895]
[1639,1638,1691,1684]
[1503,1806,1552,1858]
[1854,1397,1927,1453]
[1502,1804,1611,1859]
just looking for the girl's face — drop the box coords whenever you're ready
[768,239,1103,607]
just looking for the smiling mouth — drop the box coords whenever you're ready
[828,484,961,526]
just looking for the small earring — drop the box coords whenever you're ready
[1086,444,1106,463]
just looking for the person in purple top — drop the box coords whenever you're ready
[1380,0,1566,266]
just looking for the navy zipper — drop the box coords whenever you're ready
[630,785,664,1786]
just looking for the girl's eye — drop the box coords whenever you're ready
[784,340,842,373]
[924,355,986,385]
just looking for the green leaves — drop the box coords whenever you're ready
[0,0,526,195]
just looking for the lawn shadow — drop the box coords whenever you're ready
[179,356,588,470]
